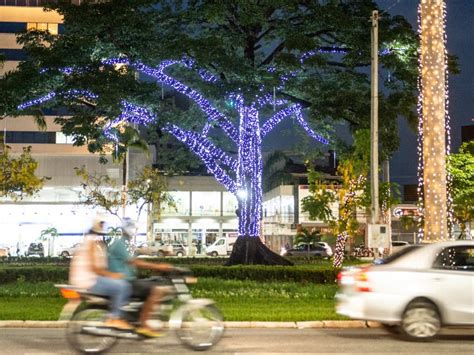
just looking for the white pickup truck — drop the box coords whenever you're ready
[205,236,237,256]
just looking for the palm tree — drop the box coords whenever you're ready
[39,227,59,257]
[294,228,322,254]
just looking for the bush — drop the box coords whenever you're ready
[0,264,339,284]
[0,266,68,284]
[0,256,70,266]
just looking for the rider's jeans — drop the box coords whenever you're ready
[89,276,132,318]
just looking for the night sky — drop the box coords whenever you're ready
[378,0,474,186]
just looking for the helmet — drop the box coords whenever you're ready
[90,214,108,235]
[122,217,137,237]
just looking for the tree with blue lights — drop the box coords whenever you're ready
[18,56,328,264]
[3,1,422,264]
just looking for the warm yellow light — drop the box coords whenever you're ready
[418,0,450,241]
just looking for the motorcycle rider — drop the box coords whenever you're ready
[107,217,173,337]
[69,215,133,330]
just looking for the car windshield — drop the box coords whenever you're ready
[377,245,421,264]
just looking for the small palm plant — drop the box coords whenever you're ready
[39,227,59,257]
[294,228,322,255]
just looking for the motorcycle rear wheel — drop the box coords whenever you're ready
[66,306,118,353]
[175,304,225,351]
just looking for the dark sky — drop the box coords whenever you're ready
[378,0,474,186]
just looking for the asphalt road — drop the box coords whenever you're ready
[0,328,472,354]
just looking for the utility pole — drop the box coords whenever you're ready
[370,10,380,224]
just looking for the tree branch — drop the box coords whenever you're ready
[258,41,286,68]
[164,124,238,193]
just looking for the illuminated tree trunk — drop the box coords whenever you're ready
[418,0,449,241]
[227,105,292,265]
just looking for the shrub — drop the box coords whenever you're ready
[0,266,68,284]
[0,264,339,284]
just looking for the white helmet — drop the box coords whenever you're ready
[122,217,137,237]
[90,214,108,235]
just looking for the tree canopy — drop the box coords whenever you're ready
[1,0,422,162]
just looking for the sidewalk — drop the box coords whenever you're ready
[0,320,383,328]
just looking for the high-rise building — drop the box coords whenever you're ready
[0,2,149,254]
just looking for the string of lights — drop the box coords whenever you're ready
[417,0,450,242]
[20,56,328,238]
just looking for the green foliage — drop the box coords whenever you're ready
[447,141,474,237]
[0,280,343,321]
[0,264,339,284]
[1,0,424,162]
[75,165,173,220]
[0,146,46,200]
[127,166,175,218]
[39,227,59,242]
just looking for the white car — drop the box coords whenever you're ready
[391,240,410,253]
[336,240,474,341]
[317,242,333,257]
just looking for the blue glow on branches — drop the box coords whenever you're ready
[17,89,98,110]
[20,56,329,238]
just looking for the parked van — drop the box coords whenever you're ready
[206,236,237,256]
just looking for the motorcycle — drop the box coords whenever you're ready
[56,267,224,353]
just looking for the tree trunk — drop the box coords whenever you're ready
[227,104,292,266]
[227,236,292,265]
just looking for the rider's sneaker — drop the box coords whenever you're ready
[104,318,134,330]
[136,327,164,338]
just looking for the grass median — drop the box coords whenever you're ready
[0,278,345,321]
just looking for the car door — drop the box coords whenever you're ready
[431,245,474,325]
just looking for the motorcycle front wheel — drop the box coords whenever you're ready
[175,304,225,351]
[66,306,118,354]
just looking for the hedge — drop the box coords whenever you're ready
[0,264,339,284]
[1,256,357,266]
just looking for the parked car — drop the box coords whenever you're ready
[170,243,187,257]
[336,240,474,341]
[26,242,44,257]
[206,236,237,256]
[283,243,330,258]
[316,242,333,257]
[133,242,173,257]
[59,243,81,257]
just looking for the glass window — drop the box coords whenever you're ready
[223,192,238,216]
[192,191,220,216]
[433,246,474,272]
[162,191,189,216]
[27,22,58,35]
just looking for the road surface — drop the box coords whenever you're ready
[0,328,472,354]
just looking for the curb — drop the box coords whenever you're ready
[0,320,382,329]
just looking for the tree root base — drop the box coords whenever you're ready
[226,236,293,266]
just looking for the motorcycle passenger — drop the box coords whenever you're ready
[107,218,173,337]
[69,215,133,330]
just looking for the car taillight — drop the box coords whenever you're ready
[355,268,371,292]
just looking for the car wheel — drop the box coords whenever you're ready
[400,300,441,341]
[61,251,69,258]
[211,251,218,257]
[176,251,184,257]
[157,251,165,257]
